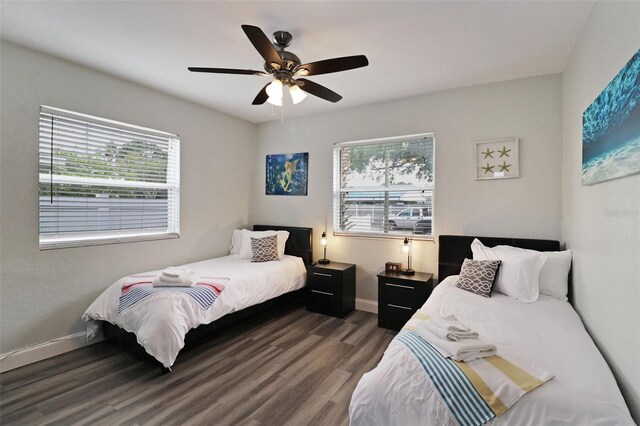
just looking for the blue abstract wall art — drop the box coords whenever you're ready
[266,152,309,195]
[582,49,640,185]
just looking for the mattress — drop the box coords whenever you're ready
[350,276,634,425]
[83,254,307,368]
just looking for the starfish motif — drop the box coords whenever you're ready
[498,161,511,172]
[481,163,495,174]
[498,146,511,157]
[481,148,494,159]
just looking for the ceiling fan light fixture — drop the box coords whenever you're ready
[266,94,283,107]
[266,79,283,106]
[289,84,307,104]
[188,25,369,107]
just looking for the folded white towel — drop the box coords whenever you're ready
[152,271,198,287]
[430,314,472,333]
[157,274,191,284]
[161,267,191,279]
[416,325,497,362]
[423,321,479,341]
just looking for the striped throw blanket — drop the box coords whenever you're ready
[118,275,226,314]
[397,312,553,426]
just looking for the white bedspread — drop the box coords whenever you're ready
[350,276,634,425]
[82,254,306,368]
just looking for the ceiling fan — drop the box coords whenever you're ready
[188,25,369,106]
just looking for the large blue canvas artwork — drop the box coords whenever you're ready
[582,49,640,185]
[265,152,309,195]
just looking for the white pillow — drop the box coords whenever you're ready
[539,250,571,300]
[495,245,571,301]
[471,238,547,303]
[229,229,246,255]
[239,229,289,259]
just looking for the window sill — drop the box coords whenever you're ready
[39,233,179,250]
[332,231,435,242]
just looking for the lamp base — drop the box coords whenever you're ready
[318,258,331,264]
[400,268,415,276]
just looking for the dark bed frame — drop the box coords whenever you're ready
[102,225,313,372]
[438,234,562,284]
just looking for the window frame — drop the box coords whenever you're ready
[38,105,181,250]
[332,133,436,241]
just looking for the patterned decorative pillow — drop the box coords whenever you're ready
[456,258,502,298]
[251,235,279,263]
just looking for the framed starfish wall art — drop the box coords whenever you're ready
[474,138,519,180]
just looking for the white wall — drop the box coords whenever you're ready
[253,74,563,302]
[562,2,640,420]
[0,42,257,353]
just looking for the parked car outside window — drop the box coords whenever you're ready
[413,218,432,235]
[388,208,426,230]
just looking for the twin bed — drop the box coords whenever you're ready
[83,225,312,371]
[349,235,634,425]
[83,230,633,424]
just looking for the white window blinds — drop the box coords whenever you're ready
[333,134,435,238]
[38,106,180,249]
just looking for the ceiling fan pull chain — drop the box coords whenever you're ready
[281,98,285,123]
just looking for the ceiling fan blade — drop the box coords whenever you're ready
[241,24,282,66]
[188,67,267,76]
[252,83,270,105]
[296,55,369,76]
[297,79,342,103]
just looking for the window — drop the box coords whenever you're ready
[38,106,180,249]
[333,133,434,239]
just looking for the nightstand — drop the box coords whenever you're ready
[306,262,356,318]
[377,271,434,330]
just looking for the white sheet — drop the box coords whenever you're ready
[82,254,306,368]
[350,276,634,425]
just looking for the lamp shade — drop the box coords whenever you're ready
[266,79,283,106]
[289,84,307,104]
[403,237,411,254]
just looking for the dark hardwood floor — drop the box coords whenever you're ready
[0,306,395,425]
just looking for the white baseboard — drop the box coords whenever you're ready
[0,331,103,373]
[355,298,378,314]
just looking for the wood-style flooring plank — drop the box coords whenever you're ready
[1,351,137,418]
[282,368,352,426]
[0,306,395,425]
[309,400,350,426]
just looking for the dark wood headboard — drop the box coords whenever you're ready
[438,235,560,282]
[253,225,313,265]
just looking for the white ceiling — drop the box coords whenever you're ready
[0,1,593,123]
